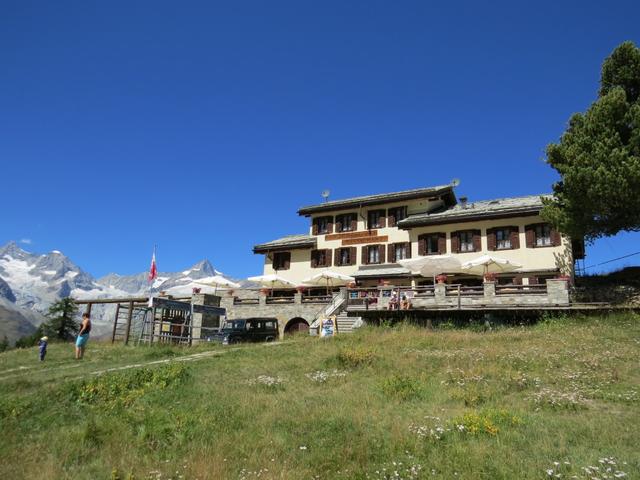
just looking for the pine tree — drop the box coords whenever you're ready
[542,41,640,241]
[43,297,79,341]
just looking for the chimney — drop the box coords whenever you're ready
[460,196,468,208]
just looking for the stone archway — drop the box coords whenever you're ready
[284,317,309,335]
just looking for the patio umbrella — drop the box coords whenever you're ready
[247,274,297,294]
[302,271,355,295]
[460,255,522,278]
[398,255,462,283]
[195,275,241,294]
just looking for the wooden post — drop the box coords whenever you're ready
[124,301,134,345]
[150,306,156,344]
[85,303,92,316]
[457,285,461,310]
[111,303,121,343]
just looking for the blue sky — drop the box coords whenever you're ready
[1,1,639,278]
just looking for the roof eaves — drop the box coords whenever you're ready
[398,204,543,228]
[297,185,454,216]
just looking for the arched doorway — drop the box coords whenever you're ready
[284,317,309,335]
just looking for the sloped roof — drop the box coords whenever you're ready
[297,184,456,216]
[398,194,549,228]
[253,234,316,254]
[353,264,412,278]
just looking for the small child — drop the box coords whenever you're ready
[38,336,48,361]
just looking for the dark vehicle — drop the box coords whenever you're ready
[214,318,279,344]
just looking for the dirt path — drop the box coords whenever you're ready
[0,342,284,382]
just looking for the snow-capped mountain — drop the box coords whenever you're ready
[0,241,244,342]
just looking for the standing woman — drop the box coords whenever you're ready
[75,313,92,359]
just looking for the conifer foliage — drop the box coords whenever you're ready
[44,297,79,341]
[543,41,640,241]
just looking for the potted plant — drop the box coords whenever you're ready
[296,286,306,294]
[260,288,270,295]
[484,272,498,282]
[436,274,447,284]
[226,289,235,296]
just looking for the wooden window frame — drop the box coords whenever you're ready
[272,251,291,271]
[336,213,357,232]
[367,209,386,229]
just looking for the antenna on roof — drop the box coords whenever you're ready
[321,190,330,203]
[451,178,460,187]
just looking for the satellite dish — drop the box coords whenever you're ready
[321,190,330,202]
[451,178,460,187]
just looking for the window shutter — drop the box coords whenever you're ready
[438,233,447,254]
[325,249,332,267]
[525,224,535,248]
[487,228,496,251]
[361,246,368,265]
[334,249,340,266]
[551,227,562,246]
[405,242,412,259]
[312,220,318,236]
[335,216,342,233]
[327,216,334,234]
[311,250,318,268]
[387,209,396,227]
[473,230,482,252]
[379,212,386,228]
[418,235,426,256]
[283,253,291,270]
[350,216,358,231]
[451,231,460,253]
[379,244,386,263]
[388,243,396,263]
[349,247,357,266]
[509,226,520,249]
[513,276,522,285]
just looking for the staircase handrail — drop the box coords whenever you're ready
[315,289,347,321]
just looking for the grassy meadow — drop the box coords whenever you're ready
[1,313,639,479]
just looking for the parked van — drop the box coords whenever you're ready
[214,318,279,344]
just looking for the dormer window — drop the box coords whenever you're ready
[272,252,291,270]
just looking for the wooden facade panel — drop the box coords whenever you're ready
[325,230,379,241]
[341,235,389,246]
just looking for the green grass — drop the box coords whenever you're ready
[1,313,639,479]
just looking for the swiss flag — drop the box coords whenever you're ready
[148,249,157,282]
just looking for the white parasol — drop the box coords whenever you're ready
[302,271,355,295]
[195,275,241,294]
[247,274,297,294]
[460,255,522,277]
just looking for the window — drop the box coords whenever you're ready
[425,234,439,254]
[387,206,408,226]
[339,248,351,266]
[395,243,408,260]
[459,231,474,252]
[535,224,552,246]
[272,252,290,270]
[368,245,380,264]
[311,249,330,268]
[495,228,512,250]
[336,213,356,232]
[367,209,385,229]
[313,217,333,235]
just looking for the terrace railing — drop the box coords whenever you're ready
[495,283,547,295]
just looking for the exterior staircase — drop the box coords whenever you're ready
[336,314,363,334]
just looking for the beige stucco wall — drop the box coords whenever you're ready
[261,203,573,285]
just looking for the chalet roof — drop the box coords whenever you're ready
[353,264,412,278]
[253,234,316,254]
[398,194,549,228]
[297,184,456,216]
